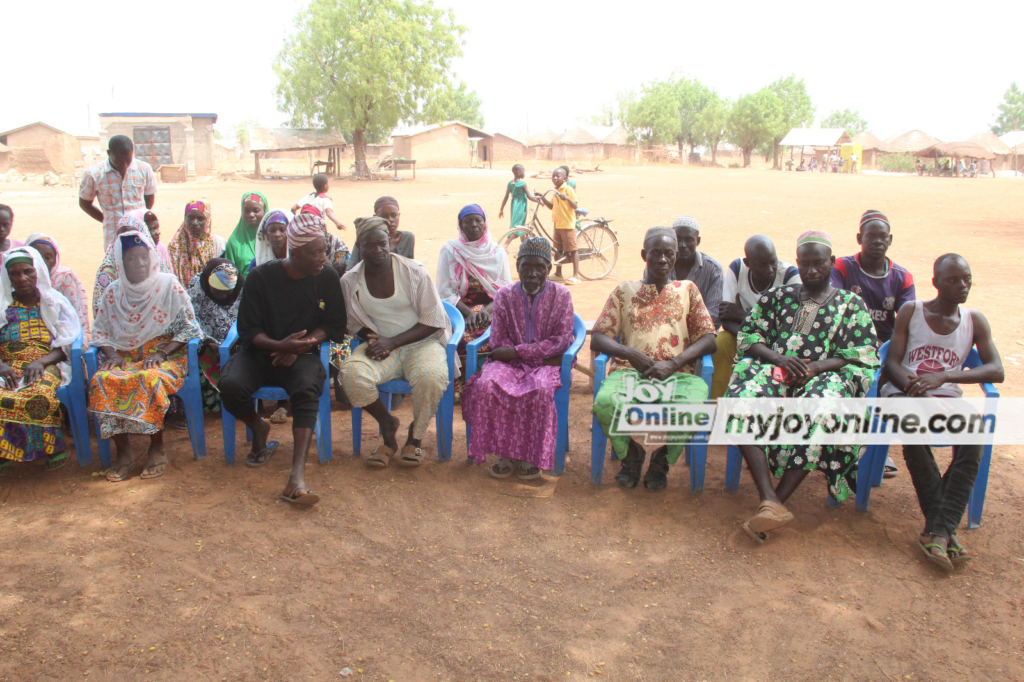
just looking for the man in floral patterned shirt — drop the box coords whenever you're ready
[591,227,717,492]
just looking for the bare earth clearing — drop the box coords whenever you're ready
[1,167,1022,682]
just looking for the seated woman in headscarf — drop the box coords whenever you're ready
[25,233,91,340]
[348,196,415,267]
[90,231,204,483]
[139,209,171,267]
[167,200,226,285]
[223,191,268,277]
[93,214,172,318]
[250,209,290,272]
[188,258,244,413]
[0,247,81,474]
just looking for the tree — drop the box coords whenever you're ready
[768,75,814,169]
[424,80,484,128]
[233,117,260,149]
[620,80,679,148]
[587,103,616,127]
[694,95,729,164]
[728,89,783,167]
[991,82,1024,135]
[675,78,714,156]
[821,109,867,136]
[274,0,465,173]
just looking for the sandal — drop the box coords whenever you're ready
[398,444,425,467]
[280,487,320,506]
[517,461,542,480]
[106,458,138,483]
[918,537,955,573]
[489,457,515,479]
[564,277,581,286]
[947,535,973,564]
[741,521,767,544]
[44,451,69,472]
[643,446,669,492]
[615,441,646,489]
[245,440,280,468]
[883,456,898,479]
[746,501,794,534]
[269,407,289,424]
[141,454,169,480]
[366,444,395,468]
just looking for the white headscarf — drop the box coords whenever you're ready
[92,231,192,351]
[436,204,511,305]
[0,246,82,385]
[255,209,291,267]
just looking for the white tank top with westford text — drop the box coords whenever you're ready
[881,300,974,397]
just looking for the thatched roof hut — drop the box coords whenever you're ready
[524,129,558,147]
[968,132,1012,155]
[884,130,941,155]
[852,131,886,151]
[917,142,994,160]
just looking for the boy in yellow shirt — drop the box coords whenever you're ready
[539,167,579,283]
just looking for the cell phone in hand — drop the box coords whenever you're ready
[772,366,792,384]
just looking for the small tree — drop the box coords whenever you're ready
[588,103,616,127]
[728,89,783,167]
[768,75,814,169]
[274,0,465,174]
[424,81,484,128]
[821,109,867,136]
[233,117,259,150]
[991,82,1024,135]
[694,95,729,164]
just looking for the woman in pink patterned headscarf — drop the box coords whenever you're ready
[167,200,226,284]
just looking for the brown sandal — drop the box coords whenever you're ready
[398,445,425,467]
[366,445,395,468]
[746,501,794,534]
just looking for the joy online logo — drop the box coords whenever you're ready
[610,375,715,444]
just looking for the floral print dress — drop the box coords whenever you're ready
[726,285,879,501]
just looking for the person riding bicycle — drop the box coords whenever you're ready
[538,167,580,285]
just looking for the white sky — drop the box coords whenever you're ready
[4,0,1022,142]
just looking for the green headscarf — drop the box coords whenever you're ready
[222,191,269,276]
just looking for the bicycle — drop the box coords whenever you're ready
[495,189,619,280]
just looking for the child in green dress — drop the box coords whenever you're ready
[498,164,539,228]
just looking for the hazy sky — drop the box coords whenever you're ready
[4,0,1022,142]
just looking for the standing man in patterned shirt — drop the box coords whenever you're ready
[79,135,157,251]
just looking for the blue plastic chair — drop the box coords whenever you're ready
[55,330,91,466]
[349,301,464,461]
[857,340,999,528]
[464,314,587,475]
[85,336,206,469]
[218,323,333,466]
[590,349,715,492]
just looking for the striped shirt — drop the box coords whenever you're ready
[79,159,157,250]
[341,253,453,346]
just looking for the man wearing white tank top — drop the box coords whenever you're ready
[884,254,1003,573]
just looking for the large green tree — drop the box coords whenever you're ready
[728,89,783,167]
[675,78,713,156]
[821,109,867,136]
[694,95,729,164]
[274,0,465,173]
[620,80,679,148]
[768,75,814,169]
[991,82,1024,135]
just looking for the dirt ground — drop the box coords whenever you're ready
[1,166,1022,682]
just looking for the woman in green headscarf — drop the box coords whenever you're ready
[222,191,268,276]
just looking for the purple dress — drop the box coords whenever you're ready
[462,281,575,470]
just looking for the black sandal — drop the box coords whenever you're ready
[643,446,669,492]
[615,441,645,488]
[246,441,279,468]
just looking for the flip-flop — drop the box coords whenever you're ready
[269,407,289,424]
[106,458,138,483]
[883,457,898,479]
[741,521,767,544]
[564,278,581,285]
[517,461,542,480]
[489,457,515,479]
[44,451,69,472]
[280,488,320,506]
[746,501,795,534]
[140,455,169,480]
[947,536,973,564]
[918,538,955,573]
[398,445,425,467]
[366,444,395,468]
[245,440,280,468]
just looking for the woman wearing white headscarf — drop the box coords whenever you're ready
[92,214,172,318]
[25,232,91,340]
[251,208,291,271]
[90,231,203,482]
[0,247,81,473]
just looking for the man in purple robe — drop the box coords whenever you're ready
[462,237,575,478]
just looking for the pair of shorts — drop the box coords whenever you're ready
[551,227,578,252]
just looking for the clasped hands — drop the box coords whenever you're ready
[625,349,679,381]
[272,330,320,367]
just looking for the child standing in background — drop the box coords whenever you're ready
[538,167,579,284]
[558,165,581,230]
[498,164,539,228]
[292,173,346,231]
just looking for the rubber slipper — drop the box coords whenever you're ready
[398,445,425,467]
[517,461,542,480]
[918,539,955,573]
[947,536,973,564]
[489,457,515,479]
[883,464,898,479]
[140,456,169,480]
[44,451,69,472]
[269,407,289,424]
[246,440,280,468]
[564,278,580,285]
[747,501,794,534]
[106,459,138,483]
[366,444,395,468]
[280,488,320,506]
[741,521,767,544]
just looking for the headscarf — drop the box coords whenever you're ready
[168,200,218,284]
[860,209,890,231]
[354,216,389,241]
[92,230,193,351]
[199,258,243,307]
[223,191,269,276]
[672,216,700,232]
[0,246,82,385]
[93,215,172,318]
[124,207,171,264]
[288,213,327,251]
[517,236,552,264]
[254,209,291,267]
[25,232,91,338]
[797,230,832,250]
[437,204,511,304]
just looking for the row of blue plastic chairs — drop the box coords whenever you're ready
[56,301,997,529]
